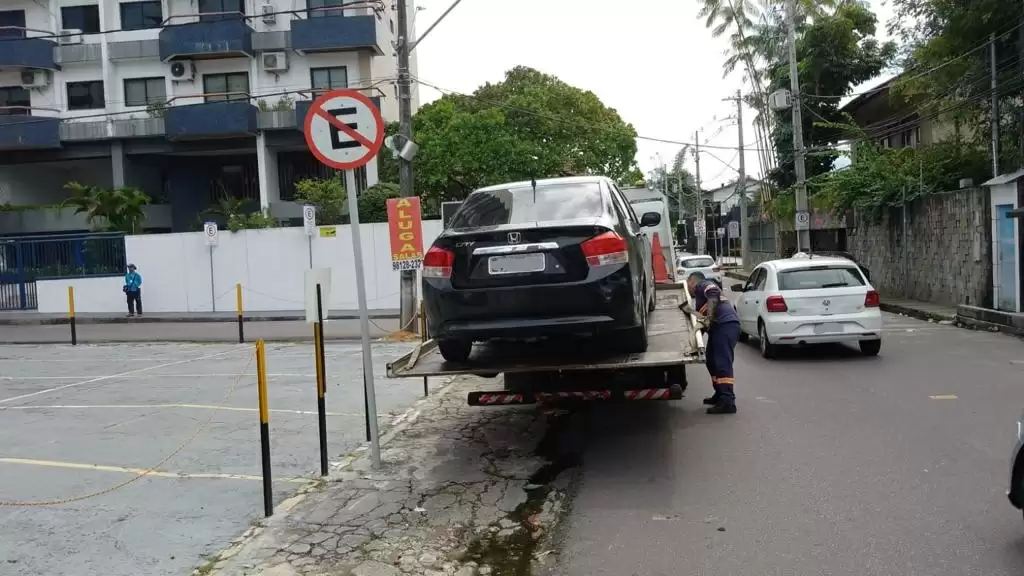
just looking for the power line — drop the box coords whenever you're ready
[800,20,1024,101]
[414,77,771,152]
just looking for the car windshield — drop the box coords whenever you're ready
[448,182,604,230]
[777,266,866,290]
[680,257,714,268]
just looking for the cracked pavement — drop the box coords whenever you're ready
[207,376,571,576]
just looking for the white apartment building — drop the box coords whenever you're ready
[0,0,418,233]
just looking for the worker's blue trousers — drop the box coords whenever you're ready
[705,321,740,406]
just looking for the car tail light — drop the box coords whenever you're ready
[582,231,629,267]
[864,290,880,307]
[765,295,788,313]
[423,246,454,278]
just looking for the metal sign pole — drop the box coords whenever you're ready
[209,245,216,312]
[346,169,381,467]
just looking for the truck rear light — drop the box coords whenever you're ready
[582,231,629,267]
[864,290,880,307]
[423,246,454,278]
[765,295,788,313]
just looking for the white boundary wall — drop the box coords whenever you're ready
[36,221,444,314]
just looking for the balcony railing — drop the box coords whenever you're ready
[0,107,61,150]
[163,94,258,139]
[290,5,385,54]
[158,13,254,61]
[0,27,58,69]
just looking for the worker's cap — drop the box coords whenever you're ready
[128,263,136,269]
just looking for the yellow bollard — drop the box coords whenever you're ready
[236,283,244,343]
[68,286,77,346]
[256,340,272,517]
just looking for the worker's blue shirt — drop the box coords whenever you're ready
[124,271,142,291]
[693,279,739,325]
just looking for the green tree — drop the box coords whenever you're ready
[358,182,401,223]
[294,176,347,224]
[62,182,151,234]
[410,66,638,204]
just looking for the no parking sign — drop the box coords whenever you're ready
[204,221,219,246]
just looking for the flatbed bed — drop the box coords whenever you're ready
[386,286,705,379]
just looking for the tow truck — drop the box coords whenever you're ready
[386,284,706,406]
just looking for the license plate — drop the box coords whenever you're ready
[813,322,842,334]
[488,253,545,275]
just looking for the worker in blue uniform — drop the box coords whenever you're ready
[680,271,740,414]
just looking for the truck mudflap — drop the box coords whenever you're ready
[467,384,684,406]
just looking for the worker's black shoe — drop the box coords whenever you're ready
[702,395,721,405]
[706,403,737,415]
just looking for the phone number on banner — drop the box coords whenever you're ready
[392,259,423,271]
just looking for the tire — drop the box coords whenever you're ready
[437,338,472,363]
[648,284,657,313]
[859,339,881,357]
[620,294,649,354]
[758,321,778,359]
[738,330,749,343]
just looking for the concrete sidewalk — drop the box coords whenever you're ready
[722,269,958,323]
[0,308,400,326]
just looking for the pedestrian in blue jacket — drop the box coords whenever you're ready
[124,263,143,317]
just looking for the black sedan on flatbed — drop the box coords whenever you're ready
[422,176,663,363]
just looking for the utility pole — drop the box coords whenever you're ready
[396,0,416,332]
[786,0,810,253]
[693,131,705,255]
[729,89,749,267]
[990,32,1000,178]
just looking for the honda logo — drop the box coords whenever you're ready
[507,232,521,244]
[822,299,831,306]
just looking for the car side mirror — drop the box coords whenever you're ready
[730,283,745,292]
[640,212,661,228]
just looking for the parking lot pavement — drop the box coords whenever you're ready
[553,311,1024,576]
[0,318,401,344]
[0,341,426,576]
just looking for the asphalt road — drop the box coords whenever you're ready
[553,310,1024,575]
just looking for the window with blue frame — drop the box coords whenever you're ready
[0,87,30,115]
[120,1,162,30]
[310,67,348,93]
[198,0,244,22]
[61,4,101,34]
[0,10,26,39]
[308,0,345,18]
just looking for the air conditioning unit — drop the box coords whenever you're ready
[20,70,50,89]
[58,28,82,45]
[262,52,288,72]
[261,4,276,23]
[169,60,195,82]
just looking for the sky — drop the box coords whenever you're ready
[413,0,897,190]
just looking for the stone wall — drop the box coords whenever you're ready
[847,187,991,307]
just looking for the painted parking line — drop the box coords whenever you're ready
[0,457,309,484]
[929,395,959,400]
[0,373,316,380]
[0,403,359,417]
[0,348,239,405]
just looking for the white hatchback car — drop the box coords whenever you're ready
[676,254,722,284]
[730,255,883,358]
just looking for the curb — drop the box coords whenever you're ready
[0,312,401,327]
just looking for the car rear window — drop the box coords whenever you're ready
[447,182,604,229]
[777,266,866,290]
[680,257,714,268]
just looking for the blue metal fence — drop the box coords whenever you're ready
[0,232,126,310]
